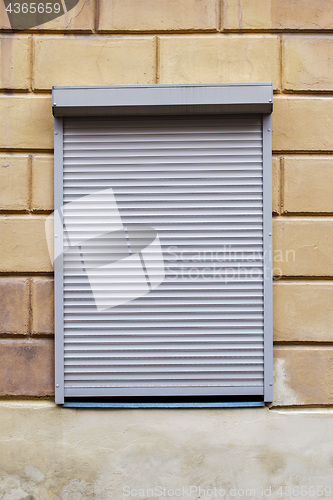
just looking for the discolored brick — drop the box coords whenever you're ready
[31,279,54,335]
[0,339,54,396]
[0,278,29,335]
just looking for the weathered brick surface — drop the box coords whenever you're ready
[159,36,280,89]
[273,97,333,151]
[0,0,94,31]
[273,219,333,277]
[0,340,54,396]
[0,96,53,150]
[283,37,333,92]
[0,216,52,272]
[0,155,30,211]
[0,36,30,90]
[222,0,333,31]
[31,155,53,211]
[31,279,54,335]
[274,348,333,405]
[0,278,29,335]
[272,157,280,215]
[274,282,333,342]
[98,0,218,32]
[33,37,156,90]
[283,157,333,213]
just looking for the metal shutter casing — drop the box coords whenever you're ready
[57,113,269,400]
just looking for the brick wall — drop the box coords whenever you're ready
[1,0,333,405]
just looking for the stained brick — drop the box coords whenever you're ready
[0,340,54,396]
[31,279,54,335]
[0,278,29,335]
[274,348,333,405]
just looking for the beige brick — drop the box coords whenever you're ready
[0,96,53,150]
[159,36,280,89]
[283,37,333,92]
[283,157,333,214]
[31,278,54,335]
[274,282,333,342]
[0,0,11,29]
[0,37,30,90]
[99,0,218,32]
[33,0,94,32]
[273,219,333,277]
[222,0,333,30]
[272,157,280,215]
[274,348,333,405]
[34,37,156,90]
[0,278,29,335]
[0,155,30,210]
[0,339,54,396]
[31,156,54,211]
[272,97,333,152]
[0,216,52,272]
[0,0,94,31]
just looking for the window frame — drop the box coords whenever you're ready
[53,83,273,407]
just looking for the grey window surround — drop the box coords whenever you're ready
[53,83,273,407]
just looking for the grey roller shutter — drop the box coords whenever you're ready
[59,114,267,400]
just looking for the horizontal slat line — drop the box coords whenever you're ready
[64,125,262,132]
[63,284,264,289]
[64,348,263,354]
[62,203,263,209]
[64,383,264,389]
[64,364,264,370]
[63,179,263,186]
[62,212,263,218]
[64,335,264,342]
[63,305,263,312]
[64,163,263,169]
[64,375,264,382]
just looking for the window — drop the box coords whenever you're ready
[52,83,273,407]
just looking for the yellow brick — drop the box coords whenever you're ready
[222,0,271,30]
[99,0,218,32]
[0,216,52,272]
[274,282,333,342]
[0,96,53,150]
[272,157,280,215]
[283,157,333,214]
[274,348,333,405]
[283,37,333,92]
[273,219,333,277]
[31,156,54,211]
[0,156,30,210]
[0,37,30,90]
[0,0,94,31]
[222,0,333,30]
[33,37,156,90]
[272,97,333,152]
[159,36,280,89]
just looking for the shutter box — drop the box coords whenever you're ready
[52,84,273,408]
